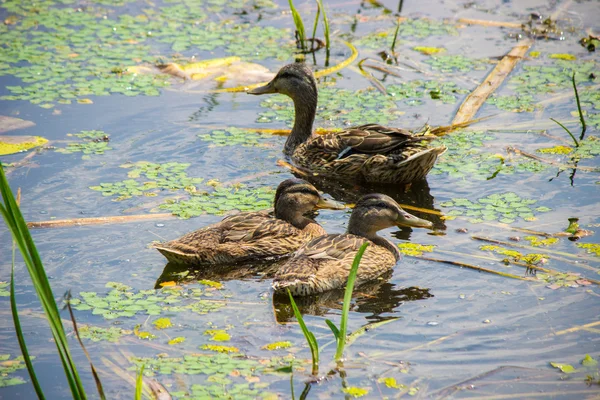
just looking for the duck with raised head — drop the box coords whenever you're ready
[153,179,344,266]
[248,63,447,185]
[272,193,433,296]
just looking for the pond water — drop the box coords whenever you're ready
[1,0,599,398]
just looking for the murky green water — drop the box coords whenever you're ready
[1,0,599,398]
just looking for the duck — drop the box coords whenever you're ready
[248,63,447,185]
[272,193,433,296]
[153,179,344,266]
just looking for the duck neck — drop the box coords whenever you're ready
[284,91,317,155]
[275,207,315,230]
[348,223,401,261]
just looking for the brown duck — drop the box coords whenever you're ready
[272,193,432,296]
[153,179,343,266]
[248,63,447,184]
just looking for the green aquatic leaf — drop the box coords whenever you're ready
[550,362,576,373]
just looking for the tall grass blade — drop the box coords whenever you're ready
[64,291,106,400]
[11,250,45,399]
[288,0,306,51]
[316,0,330,54]
[135,364,145,400]
[571,73,586,140]
[335,242,369,362]
[0,162,87,399]
[311,0,321,50]
[550,118,579,147]
[325,319,340,341]
[290,363,295,400]
[391,19,401,54]
[287,289,319,375]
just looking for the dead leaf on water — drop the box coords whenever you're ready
[0,135,48,155]
[0,115,35,134]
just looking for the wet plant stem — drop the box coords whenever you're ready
[27,213,175,229]
[507,147,598,172]
[550,118,579,147]
[311,1,321,51]
[471,235,598,265]
[414,255,529,280]
[391,19,401,54]
[572,73,586,141]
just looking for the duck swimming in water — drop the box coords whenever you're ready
[153,179,343,266]
[248,63,446,185]
[272,193,432,296]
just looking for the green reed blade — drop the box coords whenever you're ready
[550,118,579,147]
[135,364,145,400]
[325,319,340,341]
[571,73,586,141]
[287,289,319,375]
[11,249,45,399]
[335,242,369,362]
[288,0,306,51]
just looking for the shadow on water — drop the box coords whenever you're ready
[272,272,433,324]
[288,170,447,230]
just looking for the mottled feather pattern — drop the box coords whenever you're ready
[273,234,398,296]
[154,211,314,266]
[292,124,446,184]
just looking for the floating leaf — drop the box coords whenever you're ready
[378,377,406,389]
[581,354,598,367]
[201,344,239,353]
[342,387,369,398]
[550,362,576,373]
[0,135,48,155]
[577,243,600,257]
[262,341,292,351]
[398,243,435,256]
[153,318,173,330]
[198,280,224,289]
[168,337,186,345]
[549,54,576,61]
[413,46,445,55]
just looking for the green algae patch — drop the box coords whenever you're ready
[0,354,30,387]
[439,192,550,224]
[424,55,488,73]
[0,135,47,155]
[537,145,573,155]
[56,130,112,159]
[398,243,435,256]
[487,94,536,112]
[342,387,369,398]
[201,344,239,353]
[199,279,224,289]
[153,317,173,330]
[199,128,268,147]
[549,54,576,61]
[73,281,224,320]
[78,325,130,342]
[577,243,600,257]
[205,329,231,342]
[378,377,406,389]
[262,341,292,351]
[356,18,457,49]
[524,236,559,247]
[160,185,275,219]
[168,337,186,345]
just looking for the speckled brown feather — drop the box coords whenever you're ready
[292,124,446,184]
[272,233,398,296]
[153,211,317,266]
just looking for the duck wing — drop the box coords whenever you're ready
[336,124,434,155]
[297,234,368,260]
[220,212,300,242]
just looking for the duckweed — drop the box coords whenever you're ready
[424,55,489,73]
[72,281,224,320]
[56,130,112,159]
[159,185,275,219]
[356,18,457,49]
[199,128,268,147]
[577,243,600,257]
[439,192,551,224]
[397,243,435,256]
[0,355,29,387]
[487,94,537,112]
[78,325,130,343]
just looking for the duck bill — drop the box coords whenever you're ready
[247,81,276,95]
[396,210,433,229]
[315,197,345,210]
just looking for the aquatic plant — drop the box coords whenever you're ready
[439,192,551,224]
[356,18,458,49]
[56,130,112,159]
[287,290,319,375]
[198,128,269,147]
[1,162,88,398]
[0,355,30,388]
[288,0,306,51]
[424,54,489,73]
